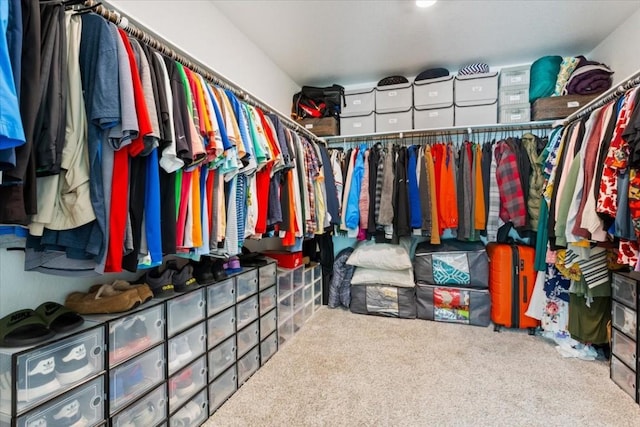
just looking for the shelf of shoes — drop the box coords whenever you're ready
[0,321,105,420]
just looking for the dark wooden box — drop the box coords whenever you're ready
[532,94,599,121]
[297,117,339,137]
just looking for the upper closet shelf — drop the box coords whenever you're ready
[322,120,555,144]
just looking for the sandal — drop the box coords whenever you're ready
[89,280,153,304]
[34,302,84,334]
[0,309,55,347]
[65,284,142,315]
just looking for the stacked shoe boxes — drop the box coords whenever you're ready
[609,272,640,404]
[165,289,207,426]
[375,83,413,133]
[85,300,167,427]
[257,263,278,367]
[0,322,106,427]
[413,75,455,129]
[454,72,499,126]
[498,64,531,124]
[340,88,376,136]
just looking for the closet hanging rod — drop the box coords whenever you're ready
[563,68,640,124]
[81,0,326,146]
[322,120,554,145]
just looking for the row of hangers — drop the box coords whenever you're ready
[328,127,550,151]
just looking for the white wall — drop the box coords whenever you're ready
[589,7,640,86]
[0,1,301,319]
[109,0,300,114]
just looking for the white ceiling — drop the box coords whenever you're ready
[212,0,640,87]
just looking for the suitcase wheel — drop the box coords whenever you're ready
[528,328,536,336]
[493,325,501,333]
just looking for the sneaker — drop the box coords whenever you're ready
[132,402,158,427]
[211,258,228,282]
[145,267,175,297]
[167,261,198,293]
[55,343,92,385]
[224,256,242,274]
[173,367,195,399]
[124,316,151,353]
[50,399,88,427]
[18,355,60,402]
[168,337,193,372]
[110,316,151,364]
[122,363,145,396]
[193,256,218,286]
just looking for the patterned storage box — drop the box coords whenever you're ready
[413,240,489,289]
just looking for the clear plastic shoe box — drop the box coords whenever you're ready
[236,296,259,331]
[109,344,165,415]
[111,383,166,427]
[260,332,278,366]
[236,321,259,359]
[237,347,259,387]
[169,388,207,427]
[235,270,258,302]
[258,263,277,291]
[260,309,277,341]
[206,279,235,317]
[168,322,206,376]
[208,337,236,382]
[0,322,105,416]
[2,374,105,427]
[613,273,638,310]
[207,307,235,350]
[208,365,237,415]
[168,356,207,414]
[259,286,277,315]
[166,289,205,337]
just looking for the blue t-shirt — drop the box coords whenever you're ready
[0,0,26,167]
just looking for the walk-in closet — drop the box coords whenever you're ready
[2,1,640,426]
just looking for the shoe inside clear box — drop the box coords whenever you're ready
[0,321,103,415]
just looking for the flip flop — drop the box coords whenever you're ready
[0,309,55,347]
[35,302,84,334]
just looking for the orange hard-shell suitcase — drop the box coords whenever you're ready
[487,243,540,333]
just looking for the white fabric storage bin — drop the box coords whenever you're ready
[499,64,530,88]
[414,106,454,129]
[342,88,375,116]
[499,86,529,106]
[499,104,531,124]
[340,112,375,136]
[375,82,413,113]
[454,103,497,126]
[413,75,454,109]
[454,72,498,106]
[375,109,413,132]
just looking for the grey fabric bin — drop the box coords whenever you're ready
[416,283,490,326]
[350,284,416,319]
[413,240,489,289]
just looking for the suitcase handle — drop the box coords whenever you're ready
[523,276,528,304]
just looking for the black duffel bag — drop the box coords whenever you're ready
[292,84,345,120]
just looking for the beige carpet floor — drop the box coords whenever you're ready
[203,307,640,427]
